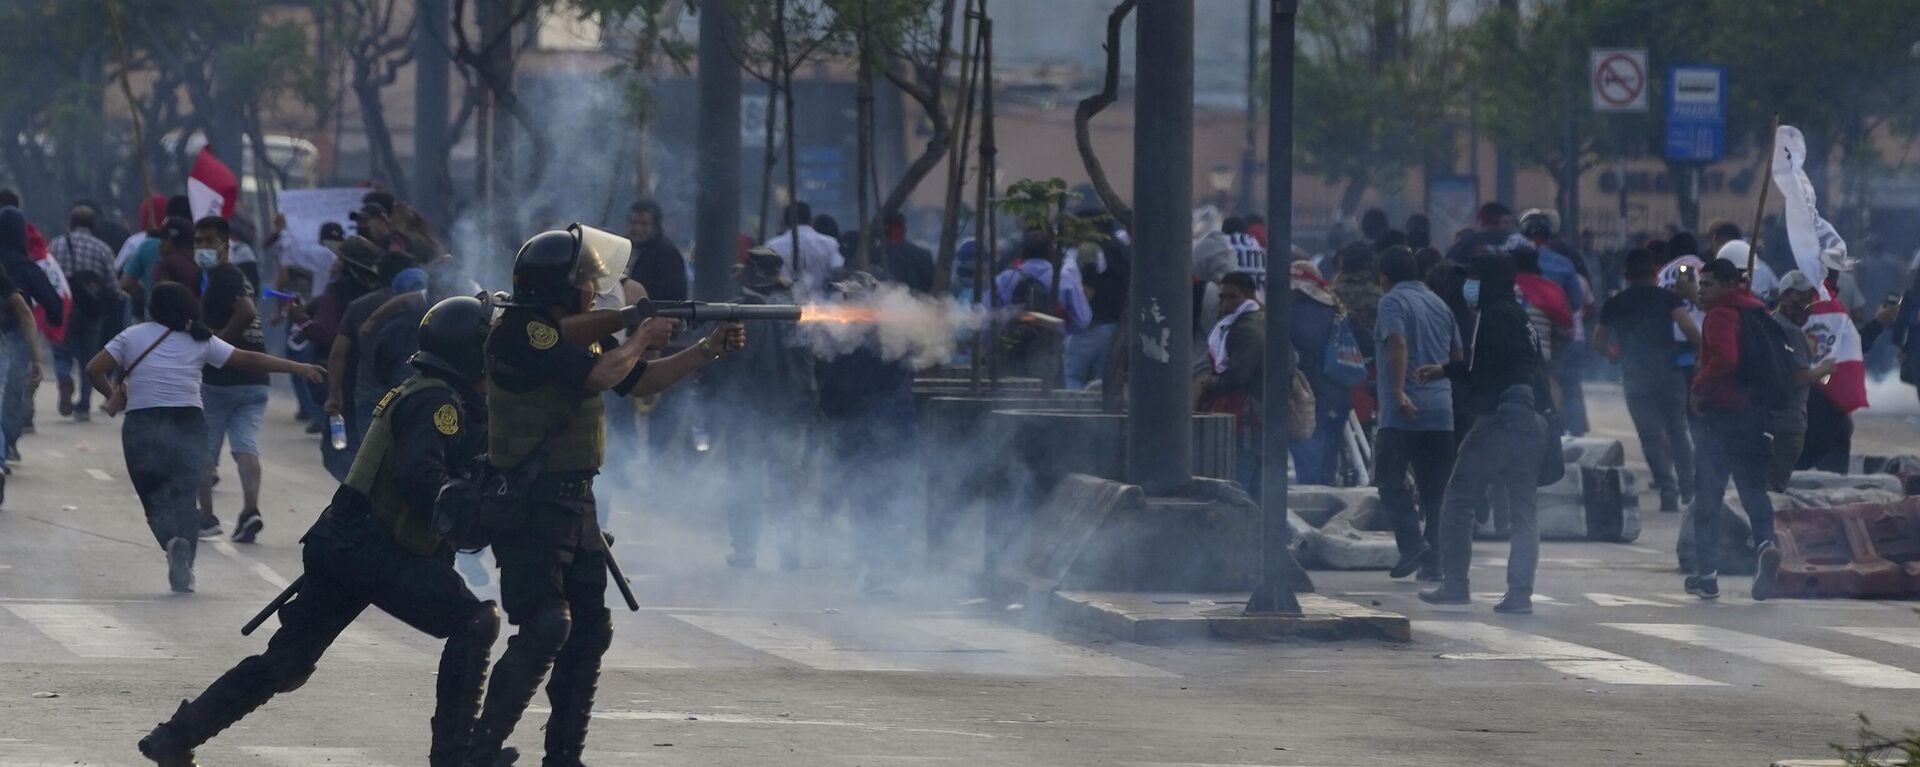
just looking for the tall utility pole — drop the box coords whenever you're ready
[1494,0,1518,207]
[1239,0,1259,215]
[1125,0,1195,495]
[1246,0,1304,617]
[414,0,451,227]
[694,0,742,303]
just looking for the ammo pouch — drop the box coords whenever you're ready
[432,398,582,551]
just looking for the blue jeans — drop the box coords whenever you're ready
[286,342,324,422]
[2,332,26,451]
[1235,429,1263,501]
[1557,340,1590,436]
[0,344,13,470]
[56,312,108,411]
[1289,405,1348,485]
[1692,408,1776,575]
[1062,322,1117,390]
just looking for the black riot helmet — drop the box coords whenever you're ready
[411,295,493,383]
[508,224,610,311]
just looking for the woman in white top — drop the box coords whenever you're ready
[86,281,324,593]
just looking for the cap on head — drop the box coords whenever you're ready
[1776,269,1818,295]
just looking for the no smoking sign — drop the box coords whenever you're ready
[1590,48,1648,112]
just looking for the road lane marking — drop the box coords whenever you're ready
[556,707,997,739]
[208,540,427,664]
[669,613,923,672]
[1417,620,1722,686]
[1605,623,1920,689]
[1,603,177,659]
[242,746,402,767]
[1831,626,1920,650]
[84,468,112,481]
[1584,593,1681,608]
[901,616,1176,677]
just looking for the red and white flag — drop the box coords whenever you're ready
[187,148,239,219]
[1773,124,1868,412]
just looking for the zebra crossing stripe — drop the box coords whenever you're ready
[241,746,402,766]
[1417,620,1722,686]
[1,603,177,659]
[1830,626,1920,651]
[1605,623,1920,689]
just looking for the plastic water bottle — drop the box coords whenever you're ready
[329,414,348,450]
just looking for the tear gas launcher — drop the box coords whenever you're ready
[560,299,804,345]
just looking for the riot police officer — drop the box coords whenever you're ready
[138,296,502,767]
[466,225,744,766]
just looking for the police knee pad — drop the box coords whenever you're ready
[514,605,572,656]
[566,607,612,656]
[460,601,501,645]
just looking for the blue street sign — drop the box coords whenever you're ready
[1665,65,1726,163]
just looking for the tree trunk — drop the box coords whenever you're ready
[354,75,410,199]
[1073,0,1136,230]
[1337,175,1369,221]
[934,0,979,296]
[756,75,780,242]
[1666,160,1698,233]
[853,9,874,272]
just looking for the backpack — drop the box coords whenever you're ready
[1321,313,1368,388]
[1734,307,1796,412]
[1000,267,1056,359]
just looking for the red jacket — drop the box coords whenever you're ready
[1515,272,1573,329]
[1691,287,1767,411]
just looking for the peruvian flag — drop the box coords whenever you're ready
[187,148,239,219]
[1771,124,1867,412]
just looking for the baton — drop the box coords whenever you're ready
[242,575,304,636]
[602,532,641,612]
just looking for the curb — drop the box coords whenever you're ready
[1051,590,1412,643]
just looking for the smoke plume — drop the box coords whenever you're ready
[799,283,988,369]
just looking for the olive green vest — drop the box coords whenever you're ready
[486,353,605,474]
[344,377,454,557]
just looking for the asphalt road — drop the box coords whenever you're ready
[0,382,1915,766]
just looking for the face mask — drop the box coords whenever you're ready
[194,248,218,269]
[1463,278,1481,308]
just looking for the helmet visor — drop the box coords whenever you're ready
[574,224,630,297]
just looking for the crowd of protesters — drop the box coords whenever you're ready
[1178,200,1918,609]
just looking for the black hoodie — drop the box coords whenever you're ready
[0,207,63,327]
[1442,254,1546,419]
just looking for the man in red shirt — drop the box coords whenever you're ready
[1687,258,1781,601]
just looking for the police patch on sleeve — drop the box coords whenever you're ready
[433,404,460,435]
[527,321,559,350]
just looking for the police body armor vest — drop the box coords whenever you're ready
[486,340,606,474]
[344,376,461,556]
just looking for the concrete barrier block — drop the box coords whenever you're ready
[1560,436,1626,467]
[1789,470,1903,494]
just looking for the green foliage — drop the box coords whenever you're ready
[1835,714,1920,766]
[1293,0,1464,213]
[994,178,1107,246]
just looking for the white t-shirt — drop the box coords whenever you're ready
[104,322,237,411]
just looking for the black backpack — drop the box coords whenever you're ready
[1000,269,1055,357]
[1734,307,1796,412]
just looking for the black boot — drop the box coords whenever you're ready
[541,612,611,767]
[431,605,500,767]
[1418,581,1471,605]
[137,703,201,766]
[466,612,570,766]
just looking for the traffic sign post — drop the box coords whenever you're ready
[1665,65,1726,163]
[1591,48,1649,113]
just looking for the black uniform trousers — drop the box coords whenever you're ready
[471,477,611,763]
[160,510,495,764]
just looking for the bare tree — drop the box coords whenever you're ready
[862,0,958,267]
[1074,0,1135,229]
[340,0,418,198]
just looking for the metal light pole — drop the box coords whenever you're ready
[1240,0,1259,216]
[1246,0,1304,616]
[694,0,742,303]
[414,0,451,227]
[1125,0,1195,495]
